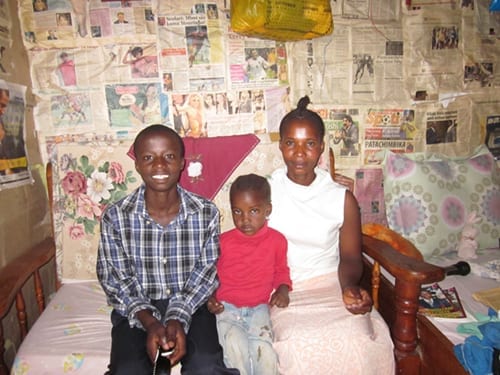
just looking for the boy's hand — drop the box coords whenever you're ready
[207,295,224,314]
[269,285,290,308]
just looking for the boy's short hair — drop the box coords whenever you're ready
[230,173,271,202]
[133,124,185,158]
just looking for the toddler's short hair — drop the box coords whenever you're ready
[230,174,271,202]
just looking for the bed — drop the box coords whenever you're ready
[1,140,497,375]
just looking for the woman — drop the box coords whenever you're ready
[268,96,395,374]
[179,94,206,138]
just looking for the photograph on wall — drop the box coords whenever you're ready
[105,83,167,128]
[121,44,159,79]
[0,80,31,189]
[50,93,92,127]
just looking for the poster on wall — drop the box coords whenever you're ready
[0,80,31,189]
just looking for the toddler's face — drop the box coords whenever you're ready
[230,190,271,236]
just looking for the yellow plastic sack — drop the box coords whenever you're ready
[230,0,333,41]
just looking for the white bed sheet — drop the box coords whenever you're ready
[423,248,500,345]
[11,281,182,375]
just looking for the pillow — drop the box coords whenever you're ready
[383,145,500,259]
[54,142,141,281]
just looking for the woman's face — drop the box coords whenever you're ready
[146,86,157,97]
[189,95,201,107]
[205,95,213,105]
[34,0,46,11]
[279,119,324,186]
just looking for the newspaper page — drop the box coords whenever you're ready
[19,0,156,44]
[354,167,388,226]
[29,43,160,91]
[403,9,463,98]
[288,26,350,104]
[351,23,405,103]
[0,0,10,45]
[0,80,31,189]
[474,0,500,37]
[320,106,363,169]
[461,3,500,89]
[35,82,169,135]
[157,12,226,93]
[471,94,500,158]
[421,96,472,155]
[185,86,290,137]
[288,21,405,105]
[226,31,285,90]
[363,108,420,165]
[342,0,400,22]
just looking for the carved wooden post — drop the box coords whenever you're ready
[15,292,28,340]
[393,279,422,375]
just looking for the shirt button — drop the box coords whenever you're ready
[162,257,167,264]
[165,289,171,295]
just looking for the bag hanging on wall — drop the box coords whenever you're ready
[230,0,333,41]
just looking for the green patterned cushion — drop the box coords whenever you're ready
[383,145,500,259]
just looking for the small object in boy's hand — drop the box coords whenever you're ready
[153,347,172,375]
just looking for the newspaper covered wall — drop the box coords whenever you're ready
[10,0,500,171]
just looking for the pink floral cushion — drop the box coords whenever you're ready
[383,145,500,259]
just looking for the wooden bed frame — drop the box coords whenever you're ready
[0,159,468,375]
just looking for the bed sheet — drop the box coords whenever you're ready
[11,281,182,375]
[424,248,500,345]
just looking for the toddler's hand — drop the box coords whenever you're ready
[207,296,224,314]
[269,285,290,308]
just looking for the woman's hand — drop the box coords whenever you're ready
[342,285,372,315]
[207,295,224,314]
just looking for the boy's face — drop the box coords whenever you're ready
[230,190,271,236]
[134,131,185,193]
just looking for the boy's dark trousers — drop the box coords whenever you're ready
[106,301,239,375]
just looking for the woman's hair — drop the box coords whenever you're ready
[131,46,143,58]
[133,124,185,158]
[279,96,325,140]
[141,84,156,110]
[230,173,271,203]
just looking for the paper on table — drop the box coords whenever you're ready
[472,286,500,311]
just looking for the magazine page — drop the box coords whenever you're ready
[442,286,467,318]
[418,283,466,318]
[0,80,31,189]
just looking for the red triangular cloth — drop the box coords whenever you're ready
[127,134,260,200]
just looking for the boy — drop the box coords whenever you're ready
[207,174,292,375]
[96,124,238,374]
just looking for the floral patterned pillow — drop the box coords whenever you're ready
[383,145,500,259]
[54,143,140,281]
